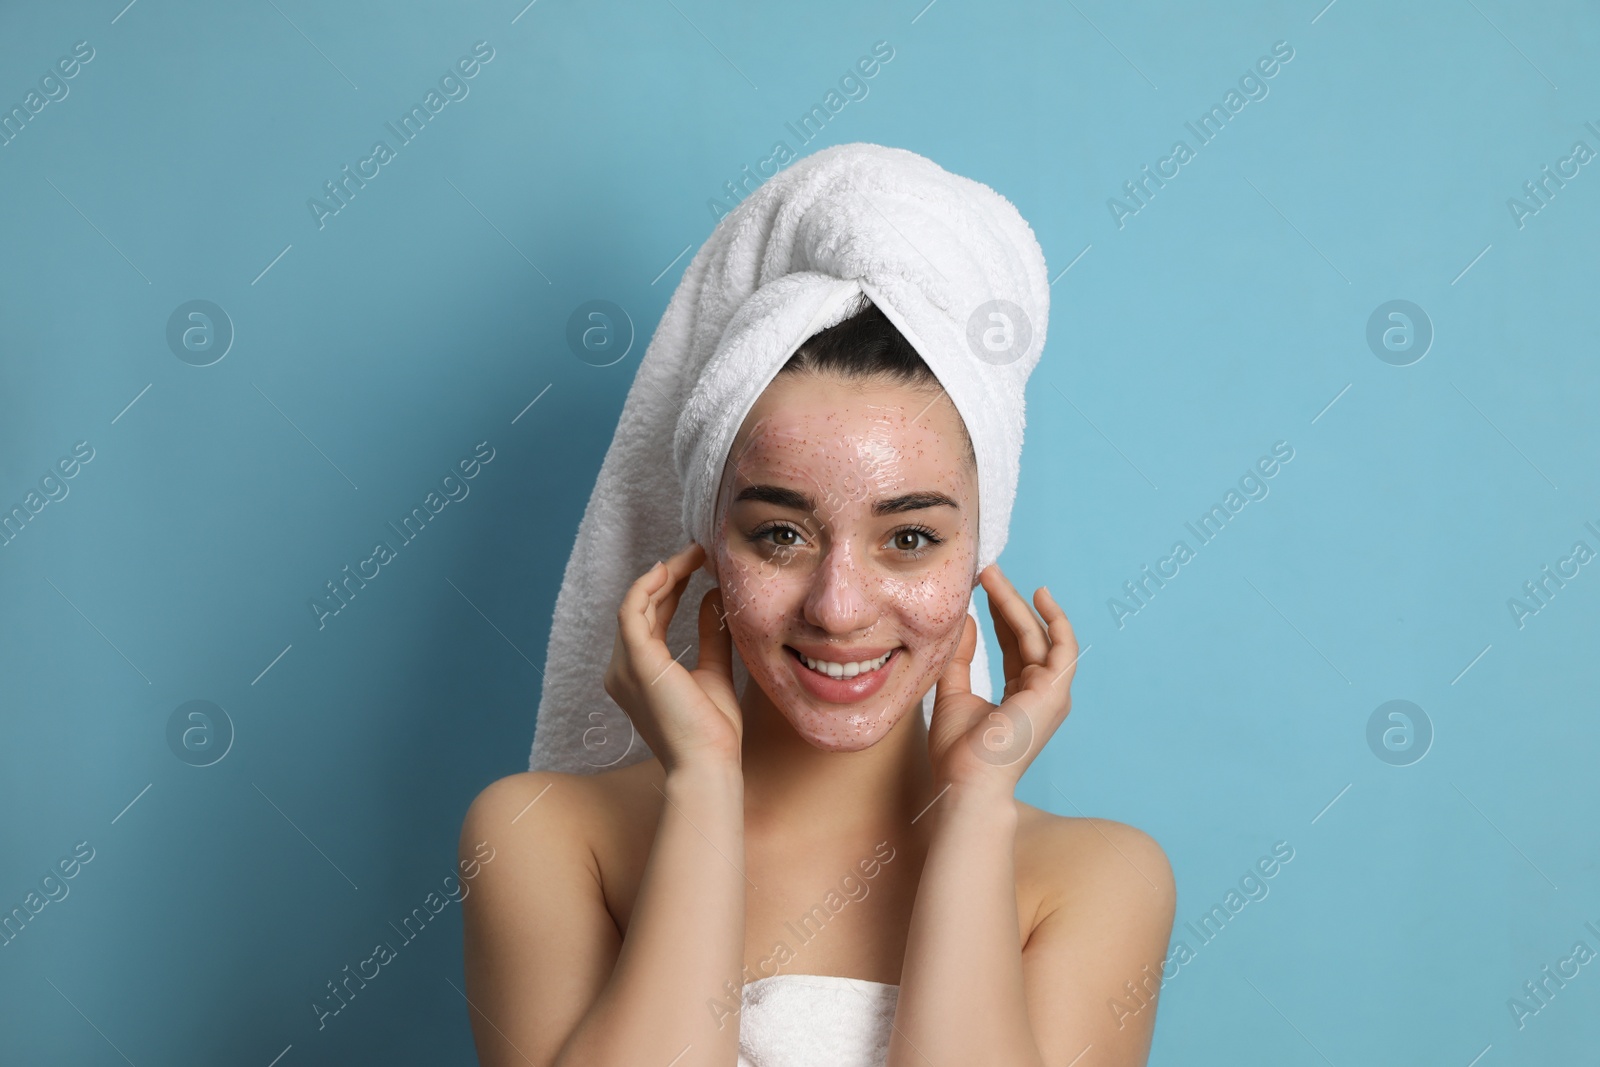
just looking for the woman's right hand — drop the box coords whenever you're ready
[603,542,742,775]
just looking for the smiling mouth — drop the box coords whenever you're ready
[786,646,896,680]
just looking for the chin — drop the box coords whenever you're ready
[775,696,912,752]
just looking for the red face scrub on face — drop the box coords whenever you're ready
[711,372,979,751]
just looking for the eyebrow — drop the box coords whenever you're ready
[733,485,959,515]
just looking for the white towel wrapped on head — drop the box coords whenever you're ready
[530,141,1049,774]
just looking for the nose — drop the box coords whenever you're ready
[802,542,877,634]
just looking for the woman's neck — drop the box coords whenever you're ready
[737,683,937,839]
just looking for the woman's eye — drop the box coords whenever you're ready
[889,529,934,552]
[759,526,804,547]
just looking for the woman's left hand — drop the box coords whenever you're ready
[927,563,1080,792]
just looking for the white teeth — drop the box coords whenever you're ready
[799,650,892,678]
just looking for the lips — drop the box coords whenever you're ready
[785,645,899,703]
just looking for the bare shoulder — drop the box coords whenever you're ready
[1014,802,1176,930]
[1010,803,1178,1061]
[457,766,658,1067]
[458,760,665,894]
[460,761,656,852]
[461,768,595,843]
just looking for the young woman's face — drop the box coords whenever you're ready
[710,370,979,751]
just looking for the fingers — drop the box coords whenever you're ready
[981,564,1050,667]
[935,614,977,701]
[650,544,704,642]
[1034,586,1082,687]
[619,544,705,649]
[977,565,1024,689]
[617,562,665,650]
[694,587,733,679]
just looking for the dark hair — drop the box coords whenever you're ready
[777,293,975,465]
[779,293,939,387]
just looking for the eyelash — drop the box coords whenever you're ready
[888,524,942,559]
[746,522,944,558]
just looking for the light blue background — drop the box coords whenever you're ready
[2,1,1597,1064]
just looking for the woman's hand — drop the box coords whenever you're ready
[602,542,743,775]
[926,563,1080,792]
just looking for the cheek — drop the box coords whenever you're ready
[885,556,977,645]
[714,551,798,648]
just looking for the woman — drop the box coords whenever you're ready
[460,145,1175,1067]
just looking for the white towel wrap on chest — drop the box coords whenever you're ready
[737,973,900,1067]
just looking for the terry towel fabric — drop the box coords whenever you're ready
[529,141,1050,773]
[737,974,900,1067]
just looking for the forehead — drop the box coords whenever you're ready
[724,373,974,490]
